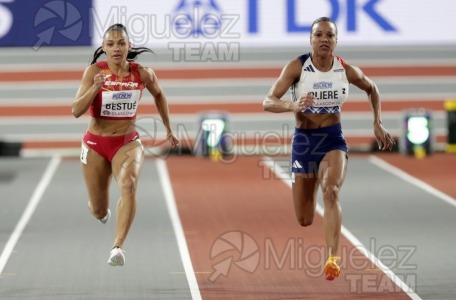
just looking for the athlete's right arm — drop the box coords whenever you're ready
[263,58,303,113]
[72,65,103,118]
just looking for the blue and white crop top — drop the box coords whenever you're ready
[291,53,349,114]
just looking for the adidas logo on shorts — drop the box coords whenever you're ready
[292,160,303,169]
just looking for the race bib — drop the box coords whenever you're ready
[101,90,141,118]
[80,143,89,164]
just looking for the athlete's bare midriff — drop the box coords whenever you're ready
[88,118,136,136]
[294,112,340,129]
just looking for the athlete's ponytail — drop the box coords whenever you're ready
[90,46,105,65]
[126,47,154,62]
[90,23,154,65]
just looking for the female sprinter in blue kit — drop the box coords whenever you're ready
[263,17,395,280]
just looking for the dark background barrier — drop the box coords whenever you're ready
[0,141,22,156]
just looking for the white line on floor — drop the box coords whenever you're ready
[0,156,61,275]
[261,156,423,300]
[368,155,456,208]
[156,159,202,300]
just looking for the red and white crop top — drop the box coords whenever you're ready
[291,53,349,114]
[89,61,144,120]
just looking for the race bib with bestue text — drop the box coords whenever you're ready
[101,90,141,118]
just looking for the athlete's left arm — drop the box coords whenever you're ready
[141,66,179,148]
[345,64,395,151]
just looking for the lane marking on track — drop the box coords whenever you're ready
[368,155,456,208]
[156,159,202,300]
[261,156,423,300]
[0,156,61,275]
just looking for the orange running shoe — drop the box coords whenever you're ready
[324,256,341,280]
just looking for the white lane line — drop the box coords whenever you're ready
[261,156,422,300]
[0,156,61,275]
[368,155,456,209]
[156,159,202,300]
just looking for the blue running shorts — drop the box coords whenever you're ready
[291,123,348,174]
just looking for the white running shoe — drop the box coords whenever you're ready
[107,247,125,266]
[99,209,111,224]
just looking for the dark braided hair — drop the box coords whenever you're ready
[310,17,338,35]
[90,23,154,65]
